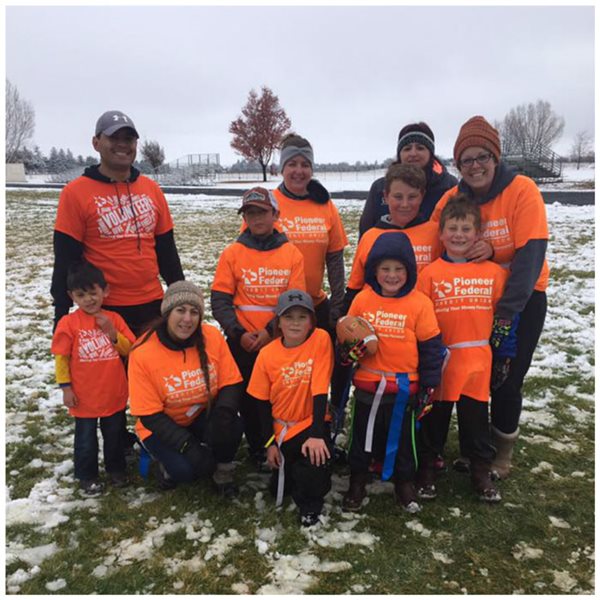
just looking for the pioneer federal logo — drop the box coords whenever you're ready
[280,359,313,387]
[241,267,291,287]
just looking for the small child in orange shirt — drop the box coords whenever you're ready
[342,232,444,513]
[247,289,334,527]
[51,260,135,495]
[416,194,508,503]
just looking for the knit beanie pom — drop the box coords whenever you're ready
[453,116,501,164]
[161,281,205,317]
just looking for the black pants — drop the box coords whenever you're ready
[74,410,126,480]
[104,299,162,338]
[491,291,547,434]
[272,427,333,515]
[227,336,263,455]
[348,390,417,481]
[314,298,354,422]
[419,396,495,465]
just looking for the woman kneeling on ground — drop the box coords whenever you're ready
[128,281,244,497]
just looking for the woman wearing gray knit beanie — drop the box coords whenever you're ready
[128,280,244,497]
[359,121,458,236]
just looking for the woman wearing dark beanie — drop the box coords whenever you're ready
[128,281,244,497]
[358,122,458,236]
[431,115,549,480]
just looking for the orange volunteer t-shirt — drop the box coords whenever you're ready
[211,240,306,332]
[347,221,441,289]
[247,328,333,443]
[417,258,507,402]
[51,308,136,418]
[271,188,348,305]
[128,322,242,441]
[348,286,440,386]
[54,175,175,306]
[432,176,549,291]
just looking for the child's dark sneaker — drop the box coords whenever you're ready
[300,512,320,527]
[471,460,501,503]
[433,454,447,473]
[452,456,471,473]
[416,462,437,500]
[79,479,104,496]
[108,471,129,488]
[212,462,238,499]
[394,480,421,513]
[342,472,368,512]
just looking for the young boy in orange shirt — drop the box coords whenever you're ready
[342,232,444,513]
[416,194,508,502]
[211,187,306,469]
[51,261,135,495]
[247,289,333,527]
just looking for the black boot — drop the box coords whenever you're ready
[471,459,501,503]
[342,472,368,512]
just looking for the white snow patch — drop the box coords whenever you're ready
[231,582,250,593]
[6,542,58,566]
[512,542,544,560]
[405,519,432,538]
[549,516,571,529]
[45,579,67,591]
[552,570,578,592]
[432,551,454,564]
[203,529,244,562]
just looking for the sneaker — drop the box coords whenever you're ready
[471,460,501,504]
[433,454,447,473]
[452,456,471,474]
[212,463,238,499]
[79,479,104,496]
[108,471,129,488]
[416,463,438,500]
[342,472,368,512]
[156,463,177,491]
[394,480,422,513]
[300,512,320,527]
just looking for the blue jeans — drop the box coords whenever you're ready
[74,410,126,480]
[143,409,243,483]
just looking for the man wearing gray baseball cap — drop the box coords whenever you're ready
[51,109,184,336]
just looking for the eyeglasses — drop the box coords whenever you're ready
[459,152,493,168]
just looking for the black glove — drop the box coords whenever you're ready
[491,357,511,391]
[412,387,435,421]
[181,438,215,478]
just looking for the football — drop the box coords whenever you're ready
[336,315,378,355]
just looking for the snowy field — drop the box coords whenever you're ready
[4,188,595,594]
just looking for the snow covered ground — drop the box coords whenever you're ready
[4,188,595,594]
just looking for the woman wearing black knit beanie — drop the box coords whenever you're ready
[358,122,458,236]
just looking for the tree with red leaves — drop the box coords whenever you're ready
[229,86,291,182]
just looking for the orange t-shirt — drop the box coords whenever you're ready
[211,240,306,332]
[128,323,243,441]
[247,328,333,443]
[348,286,440,386]
[347,221,441,289]
[271,188,348,305]
[417,258,507,402]
[54,174,175,306]
[51,308,135,418]
[432,175,549,291]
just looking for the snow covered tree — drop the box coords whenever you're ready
[140,140,166,174]
[570,130,593,169]
[5,79,35,163]
[229,86,291,182]
[498,100,564,154]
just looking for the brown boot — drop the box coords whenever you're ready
[394,480,421,513]
[342,472,368,512]
[491,426,519,479]
[471,459,501,503]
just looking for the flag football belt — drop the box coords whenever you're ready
[235,305,276,312]
[273,418,298,508]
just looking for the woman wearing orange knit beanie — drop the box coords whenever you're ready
[430,115,549,480]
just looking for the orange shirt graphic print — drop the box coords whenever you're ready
[94,193,158,239]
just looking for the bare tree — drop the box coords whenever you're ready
[229,86,291,182]
[6,79,35,163]
[140,140,165,174]
[499,100,565,155]
[570,130,593,169]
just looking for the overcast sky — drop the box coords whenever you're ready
[5,5,595,166]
